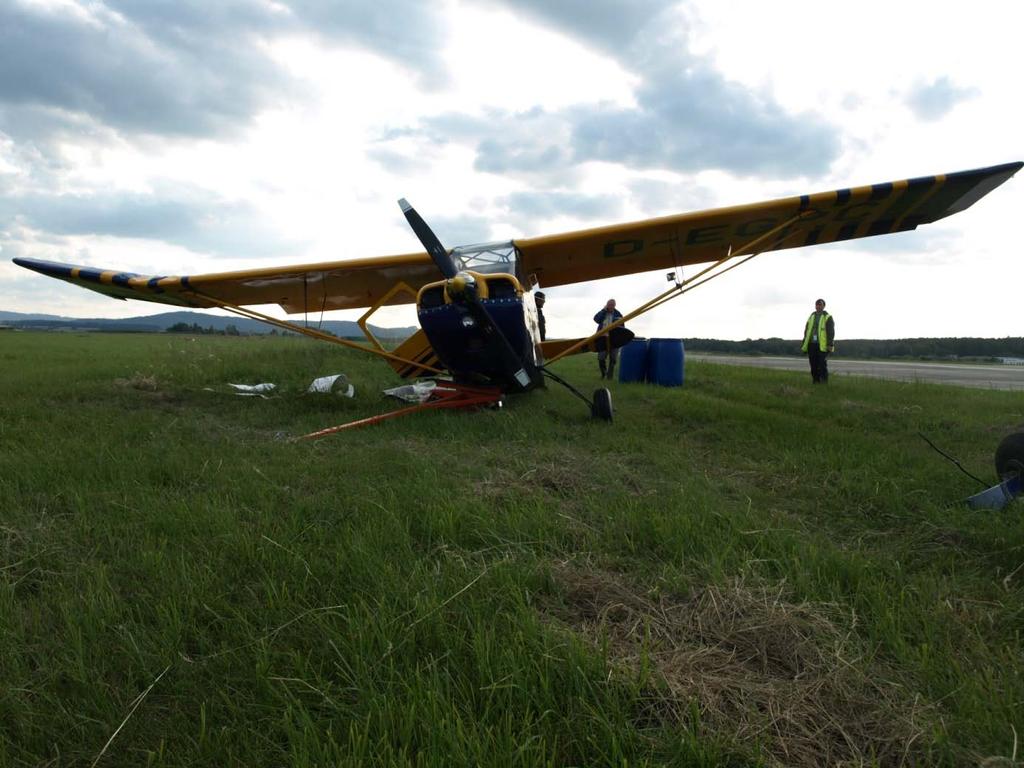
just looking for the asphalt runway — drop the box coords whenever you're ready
[687,354,1024,391]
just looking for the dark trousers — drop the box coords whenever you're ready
[598,347,619,378]
[808,347,829,383]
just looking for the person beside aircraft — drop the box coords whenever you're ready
[801,298,835,383]
[534,291,546,341]
[594,299,623,380]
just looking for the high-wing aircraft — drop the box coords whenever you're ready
[13,161,1023,426]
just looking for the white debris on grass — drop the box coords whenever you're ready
[215,375,357,399]
[228,382,277,394]
[383,381,437,403]
[308,373,355,397]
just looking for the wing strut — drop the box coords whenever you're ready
[180,289,444,375]
[546,210,816,364]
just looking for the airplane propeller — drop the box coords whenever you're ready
[398,199,532,390]
[397,198,613,420]
[399,198,459,279]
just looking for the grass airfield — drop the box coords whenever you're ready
[2,331,1023,766]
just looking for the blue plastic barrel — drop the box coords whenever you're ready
[618,338,649,383]
[647,338,684,386]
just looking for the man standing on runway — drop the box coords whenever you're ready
[801,298,835,383]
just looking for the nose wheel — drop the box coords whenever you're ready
[538,368,613,423]
[591,388,613,422]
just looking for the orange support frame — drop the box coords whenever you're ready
[357,281,419,354]
[182,287,444,375]
[294,382,502,440]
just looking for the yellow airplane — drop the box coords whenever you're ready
[14,161,1022,424]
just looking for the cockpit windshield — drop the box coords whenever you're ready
[451,240,518,276]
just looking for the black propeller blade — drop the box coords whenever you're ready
[398,198,459,279]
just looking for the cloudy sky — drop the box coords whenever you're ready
[1,0,1021,340]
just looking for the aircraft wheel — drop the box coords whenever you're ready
[995,432,1024,479]
[591,388,613,422]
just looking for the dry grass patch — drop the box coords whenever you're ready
[985,421,1024,435]
[470,449,600,502]
[514,462,594,500]
[541,565,935,767]
[114,371,159,391]
[775,384,807,399]
[472,451,661,503]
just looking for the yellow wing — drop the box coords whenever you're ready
[515,162,1022,288]
[12,251,438,313]
[14,162,1021,313]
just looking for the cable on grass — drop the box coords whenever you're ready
[917,431,988,489]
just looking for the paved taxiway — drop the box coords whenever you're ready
[688,354,1024,391]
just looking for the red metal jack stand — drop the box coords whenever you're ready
[295,381,503,440]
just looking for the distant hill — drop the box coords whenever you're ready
[0,310,416,339]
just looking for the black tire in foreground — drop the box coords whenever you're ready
[995,432,1024,480]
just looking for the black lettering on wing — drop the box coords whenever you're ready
[603,239,644,258]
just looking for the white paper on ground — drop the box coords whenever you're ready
[228,382,276,393]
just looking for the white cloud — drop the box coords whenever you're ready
[905,77,978,121]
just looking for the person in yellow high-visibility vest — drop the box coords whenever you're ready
[801,298,835,383]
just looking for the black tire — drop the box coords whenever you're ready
[995,432,1024,480]
[591,388,613,422]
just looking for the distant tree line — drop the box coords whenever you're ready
[683,337,1024,361]
[164,322,366,341]
[10,319,159,332]
[167,322,241,335]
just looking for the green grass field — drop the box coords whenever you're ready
[2,331,1022,766]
